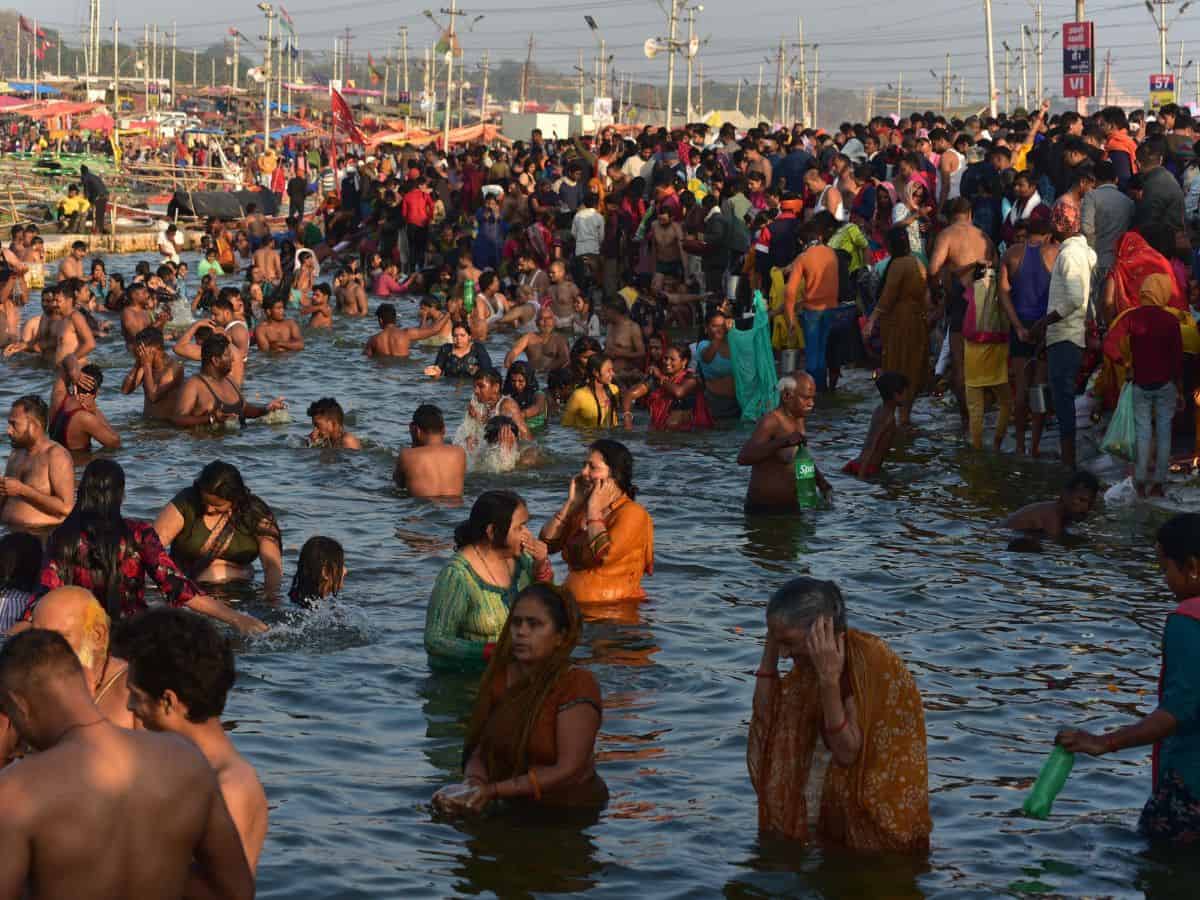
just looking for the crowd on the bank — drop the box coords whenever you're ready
[3,100,1200,894]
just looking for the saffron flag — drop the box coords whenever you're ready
[367,53,382,86]
[279,5,296,38]
[330,87,366,145]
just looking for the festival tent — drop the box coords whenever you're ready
[24,102,101,120]
[365,122,510,149]
[76,112,115,133]
[4,83,61,97]
[0,96,30,110]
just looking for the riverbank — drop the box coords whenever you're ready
[37,228,203,261]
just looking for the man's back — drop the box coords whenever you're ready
[0,723,251,900]
[396,444,466,497]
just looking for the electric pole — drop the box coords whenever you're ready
[774,40,784,122]
[664,0,680,128]
[232,31,240,91]
[440,0,466,151]
[258,3,276,148]
[811,45,819,127]
[685,5,696,121]
[984,0,998,116]
[520,34,533,112]
[480,49,489,122]
[171,21,177,104]
[755,63,762,121]
[797,18,808,125]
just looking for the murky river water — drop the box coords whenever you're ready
[3,249,1197,898]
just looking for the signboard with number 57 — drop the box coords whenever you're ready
[1150,73,1175,108]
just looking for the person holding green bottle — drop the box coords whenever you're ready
[1057,513,1200,846]
[737,372,831,515]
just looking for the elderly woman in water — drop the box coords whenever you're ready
[748,577,931,852]
[433,583,607,812]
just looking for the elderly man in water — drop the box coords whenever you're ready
[26,586,135,729]
[737,373,830,514]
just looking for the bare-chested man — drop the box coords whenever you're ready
[123,607,269,873]
[1003,470,1100,550]
[29,587,135,729]
[650,208,686,293]
[176,293,249,385]
[4,283,96,391]
[334,269,369,317]
[736,373,830,513]
[121,327,185,419]
[546,260,581,328]
[252,240,282,286]
[255,295,306,352]
[243,202,272,249]
[173,334,284,430]
[515,252,551,301]
[0,226,30,345]
[364,303,443,358]
[929,196,998,429]
[56,239,88,282]
[394,404,467,498]
[302,282,334,328]
[504,306,571,372]
[0,396,75,533]
[602,298,646,380]
[0,629,254,900]
[120,281,169,349]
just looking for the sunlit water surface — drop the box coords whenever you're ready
[3,250,1197,898]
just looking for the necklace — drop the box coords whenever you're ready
[53,717,105,745]
[473,546,509,587]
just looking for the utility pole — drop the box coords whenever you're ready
[1032,0,1044,102]
[774,40,784,122]
[259,3,276,148]
[735,77,742,113]
[685,5,696,121]
[192,49,197,86]
[811,45,819,127]
[171,21,177,105]
[400,25,410,124]
[232,31,240,91]
[520,34,533,112]
[755,63,762,121]
[113,19,119,120]
[984,0,998,116]
[142,25,149,112]
[1178,39,1186,101]
[1018,28,1028,109]
[897,71,903,118]
[480,49,489,122]
[664,0,680,128]
[440,0,465,151]
[578,48,585,111]
[698,62,704,118]
[797,18,808,125]
[1002,44,1010,113]
[943,52,951,111]
[1074,0,1086,114]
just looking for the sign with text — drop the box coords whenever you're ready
[1150,72,1175,107]
[1062,21,1094,98]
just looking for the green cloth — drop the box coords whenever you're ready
[424,552,534,672]
[728,292,779,424]
[828,223,870,273]
[1160,614,1200,797]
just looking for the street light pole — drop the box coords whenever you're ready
[257,3,275,149]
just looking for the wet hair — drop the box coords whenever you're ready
[1065,470,1101,496]
[474,369,503,389]
[191,460,280,547]
[46,459,132,620]
[1157,514,1200,569]
[211,296,235,315]
[513,582,572,632]
[313,283,332,298]
[120,607,235,722]
[263,294,284,312]
[588,439,637,500]
[766,577,847,634]
[454,490,525,549]
[585,353,612,383]
[885,226,911,259]
[478,270,498,292]
[288,536,345,607]
[132,327,165,351]
[200,333,231,365]
[411,403,445,434]
[0,532,42,593]
[875,371,909,402]
[0,629,83,697]
[377,303,397,325]
[503,361,540,408]
[307,397,345,425]
[12,395,48,431]
[484,415,519,445]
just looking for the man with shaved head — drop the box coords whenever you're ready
[0,629,254,900]
[28,586,133,729]
[737,372,831,514]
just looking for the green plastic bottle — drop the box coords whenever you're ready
[463,279,475,313]
[1022,745,1075,819]
[793,443,819,509]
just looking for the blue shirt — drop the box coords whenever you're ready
[1160,614,1200,797]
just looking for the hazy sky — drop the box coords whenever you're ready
[24,0,1200,105]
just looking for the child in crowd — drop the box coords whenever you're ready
[288,536,347,608]
[843,371,909,479]
[1003,470,1101,548]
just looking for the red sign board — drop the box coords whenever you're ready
[1062,21,1094,98]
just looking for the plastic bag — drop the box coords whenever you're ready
[1100,382,1136,462]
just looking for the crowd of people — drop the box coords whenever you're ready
[1,99,1200,892]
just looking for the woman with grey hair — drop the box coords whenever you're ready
[747,577,931,851]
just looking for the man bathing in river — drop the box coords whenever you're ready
[120,327,185,420]
[4,283,96,417]
[737,373,830,514]
[0,629,255,900]
[364,303,444,358]
[1004,470,1101,547]
[307,397,362,449]
[394,404,466,498]
[1,396,75,533]
[504,306,571,373]
[122,607,270,873]
[173,334,285,430]
[256,295,306,353]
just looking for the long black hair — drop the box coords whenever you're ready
[288,536,345,607]
[0,533,42,593]
[454,490,525,550]
[589,439,638,500]
[502,360,540,409]
[46,459,133,619]
[192,461,281,545]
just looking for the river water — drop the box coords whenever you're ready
[3,249,1196,898]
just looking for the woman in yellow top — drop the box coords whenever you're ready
[540,439,653,604]
[561,354,620,429]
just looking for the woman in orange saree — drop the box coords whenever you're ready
[748,577,931,852]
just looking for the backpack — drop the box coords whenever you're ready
[962,266,1007,343]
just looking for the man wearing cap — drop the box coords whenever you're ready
[1028,202,1096,469]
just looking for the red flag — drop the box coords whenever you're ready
[367,53,382,86]
[18,15,34,34]
[330,88,366,145]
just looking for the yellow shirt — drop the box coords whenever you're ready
[259,151,278,175]
[60,195,90,215]
[561,385,620,428]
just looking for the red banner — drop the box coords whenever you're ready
[330,88,366,145]
[1062,21,1094,99]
